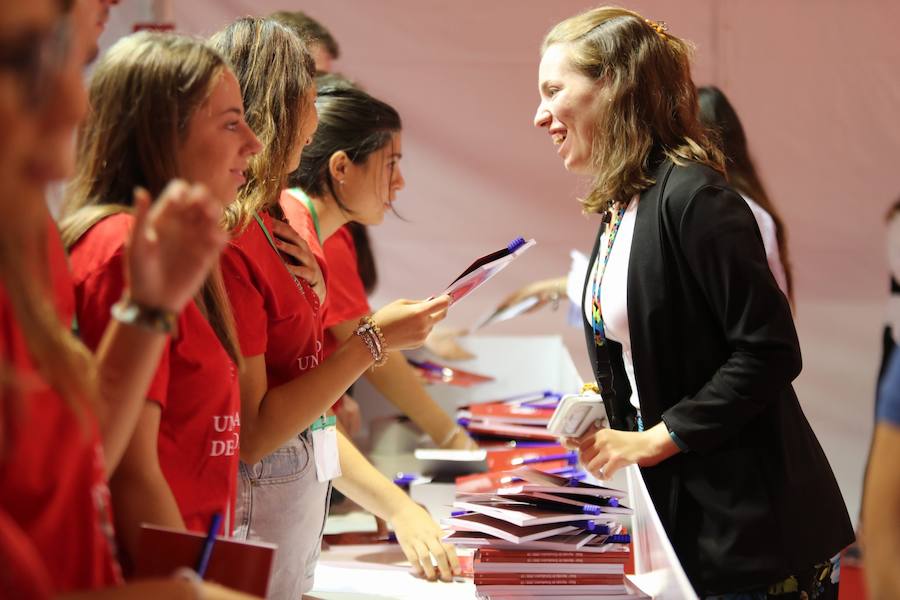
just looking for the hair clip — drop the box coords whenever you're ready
[645,18,668,38]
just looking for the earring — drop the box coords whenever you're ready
[339,180,345,185]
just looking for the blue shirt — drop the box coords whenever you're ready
[877,349,900,426]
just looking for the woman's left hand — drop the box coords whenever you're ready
[390,502,460,582]
[269,218,327,303]
[568,422,680,480]
[126,182,228,312]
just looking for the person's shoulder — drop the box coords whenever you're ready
[68,212,133,280]
[659,160,740,219]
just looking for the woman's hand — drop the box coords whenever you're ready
[125,181,227,312]
[389,502,460,582]
[372,296,451,351]
[270,218,326,303]
[567,422,680,480]
[494,276,567,315]
[334,394,362,438]
[424,327,475,361]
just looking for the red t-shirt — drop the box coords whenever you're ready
[221,209,325,389]
[0,283,120,593]
[69,214,241,535]
[0,508,52,599]
[321,225,371,358]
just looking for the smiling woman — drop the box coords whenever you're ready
[538,6,853,599]
[60,30,262,565]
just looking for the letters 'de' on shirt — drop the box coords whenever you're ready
[221,209,325,388]
[69,214,241,534]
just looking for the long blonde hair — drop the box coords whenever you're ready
[543,7,723,213]
[60,32,243,366]
[210,17,316,230]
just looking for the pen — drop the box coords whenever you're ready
[195,512,222,578]
[586,522,611,535]
[510,452,577,466]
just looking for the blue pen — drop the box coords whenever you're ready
[607,534,631,544]
[195,512,222,578]
[581,504,602,515]
[393,473,419,486]
[585,521,610,535]
[511,452,577,466]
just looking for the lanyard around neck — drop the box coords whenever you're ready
[288,187,321,244]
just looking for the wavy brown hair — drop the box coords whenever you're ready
[210,18,316,231]
[59,32,243,366]
[543,7,723,213]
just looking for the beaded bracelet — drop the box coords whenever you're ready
[355,316,389,367]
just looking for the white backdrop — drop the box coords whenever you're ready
[98,0,900,526]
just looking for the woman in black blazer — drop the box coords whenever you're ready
[534,7,853,598]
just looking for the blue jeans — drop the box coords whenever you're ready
[234,431,331,599]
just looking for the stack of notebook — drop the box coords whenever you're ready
[457,391,564,442]
[444,467,643,598]
[454,443,584,494]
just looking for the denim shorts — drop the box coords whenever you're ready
[234,431,331,599]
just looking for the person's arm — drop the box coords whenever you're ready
[108,403,185,566]
[863,422,900,598]
[423,327,474,362]
[658,184,802,453]
[493,276,567,315]
[237,296,451,464]
[330,319,476,449]
[92,183,228,473]
[331,431,460,581]
[238,336,373,464]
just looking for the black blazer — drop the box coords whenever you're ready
[581,158,853,594]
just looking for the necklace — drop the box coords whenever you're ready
[590,201,627,349]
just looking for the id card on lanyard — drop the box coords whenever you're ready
[311,414,341,482]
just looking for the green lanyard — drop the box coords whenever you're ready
[287,188,321,244]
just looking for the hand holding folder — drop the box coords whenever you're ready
[439,237,536,306]
[134,524,276,596]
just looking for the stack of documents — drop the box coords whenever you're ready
[443,468,646,598]
[457,391,564,442]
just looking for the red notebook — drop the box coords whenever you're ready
[464,420,557,441]
[467,403,555,425]
[134,525,275,596]
[485,445,567,471]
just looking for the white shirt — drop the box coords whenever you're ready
[579,194,788,412]
[584,197,640,410]
[742,195,789,298]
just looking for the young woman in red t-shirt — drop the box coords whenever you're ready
[60,32,263,563]
[283,78,477,451]
[211,18,459,597]
[0,1,257,599]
